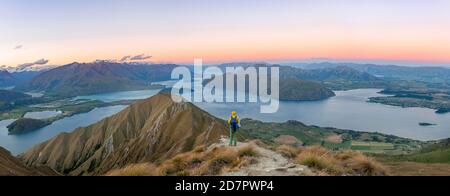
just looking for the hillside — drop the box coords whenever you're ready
[279,78,335,101]
[107,139,389,176]
[279,66,386,90]
[0,90,31,102]
[374,139,450,176]
[15,61,178,97]
[11,70,45,84]
[20,93,228,175]
[0,70,18,87]
[302,62,450,83]
[384,139,450,164]
[239,119,424,155]
[205,71,335,101]
[0,90,32,111]
[218,63,386,90]
[0,147,58,176]
[7,118,51,135]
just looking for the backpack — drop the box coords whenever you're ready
[230,116,238,128]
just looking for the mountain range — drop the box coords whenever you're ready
[299,62,450,83]
[278,65,386,90]
[15,61,178,97]
[20,93,228,175]
[0,69,51,88]
[217,63,387,90]
[8,61,373,99]
[205,71,335,101]
[0,71,17,87]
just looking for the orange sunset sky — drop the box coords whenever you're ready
[1,0,450,67]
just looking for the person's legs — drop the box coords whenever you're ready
[232,130,237,146]
[234,134,237,146]
[229,127,233,146]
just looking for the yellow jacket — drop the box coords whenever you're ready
[228,115,239,125]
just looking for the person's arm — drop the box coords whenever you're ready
[227,117,231,125]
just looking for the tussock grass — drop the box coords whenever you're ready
[106,163,158,176]
[108,144,260,176]
[238,145,260,157]
[294,145,388,176]
[207,148,238,174]
[338,153,388,176]
[296,147,343,174]
[107,143,389,176]
[276,145,300,158]
[193,145,206,153]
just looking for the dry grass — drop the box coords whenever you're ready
[336,151,388,176]
[193,145,206,153]
[252,140,267,148]
[107,143,389,176]
[296,146,343,174]
[107,144,259,176]
[238,145,260,157]
[276,145,300,158]
[207,148,238,174]
[106,163,158,176]
[294,145,388,176]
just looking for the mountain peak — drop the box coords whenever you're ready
[20,93,228,175]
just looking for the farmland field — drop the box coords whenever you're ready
[351,141,395,153]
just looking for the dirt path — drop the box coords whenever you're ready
[211,138,315,176]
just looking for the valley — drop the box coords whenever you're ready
[3,0,450,179]
[1,61,450,176]
[239,119,424,155]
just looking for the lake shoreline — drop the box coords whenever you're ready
[1,88,449,155]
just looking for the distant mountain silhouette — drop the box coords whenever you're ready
[15,61,178,97]
[0,70,18,87]
[217,63,385,90]
[302,62,450,83]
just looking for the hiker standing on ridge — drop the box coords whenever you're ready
[228,111,240,146]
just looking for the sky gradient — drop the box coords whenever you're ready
[1,0,450,67]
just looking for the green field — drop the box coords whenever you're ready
[351,141,395,153]
[240,119,423,155]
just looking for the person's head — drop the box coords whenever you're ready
[231,111,236,116]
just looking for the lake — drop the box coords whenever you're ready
[0,105,126,155]
[1,88,449,155]
[195,89,450,141]
[72,88,450,141]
